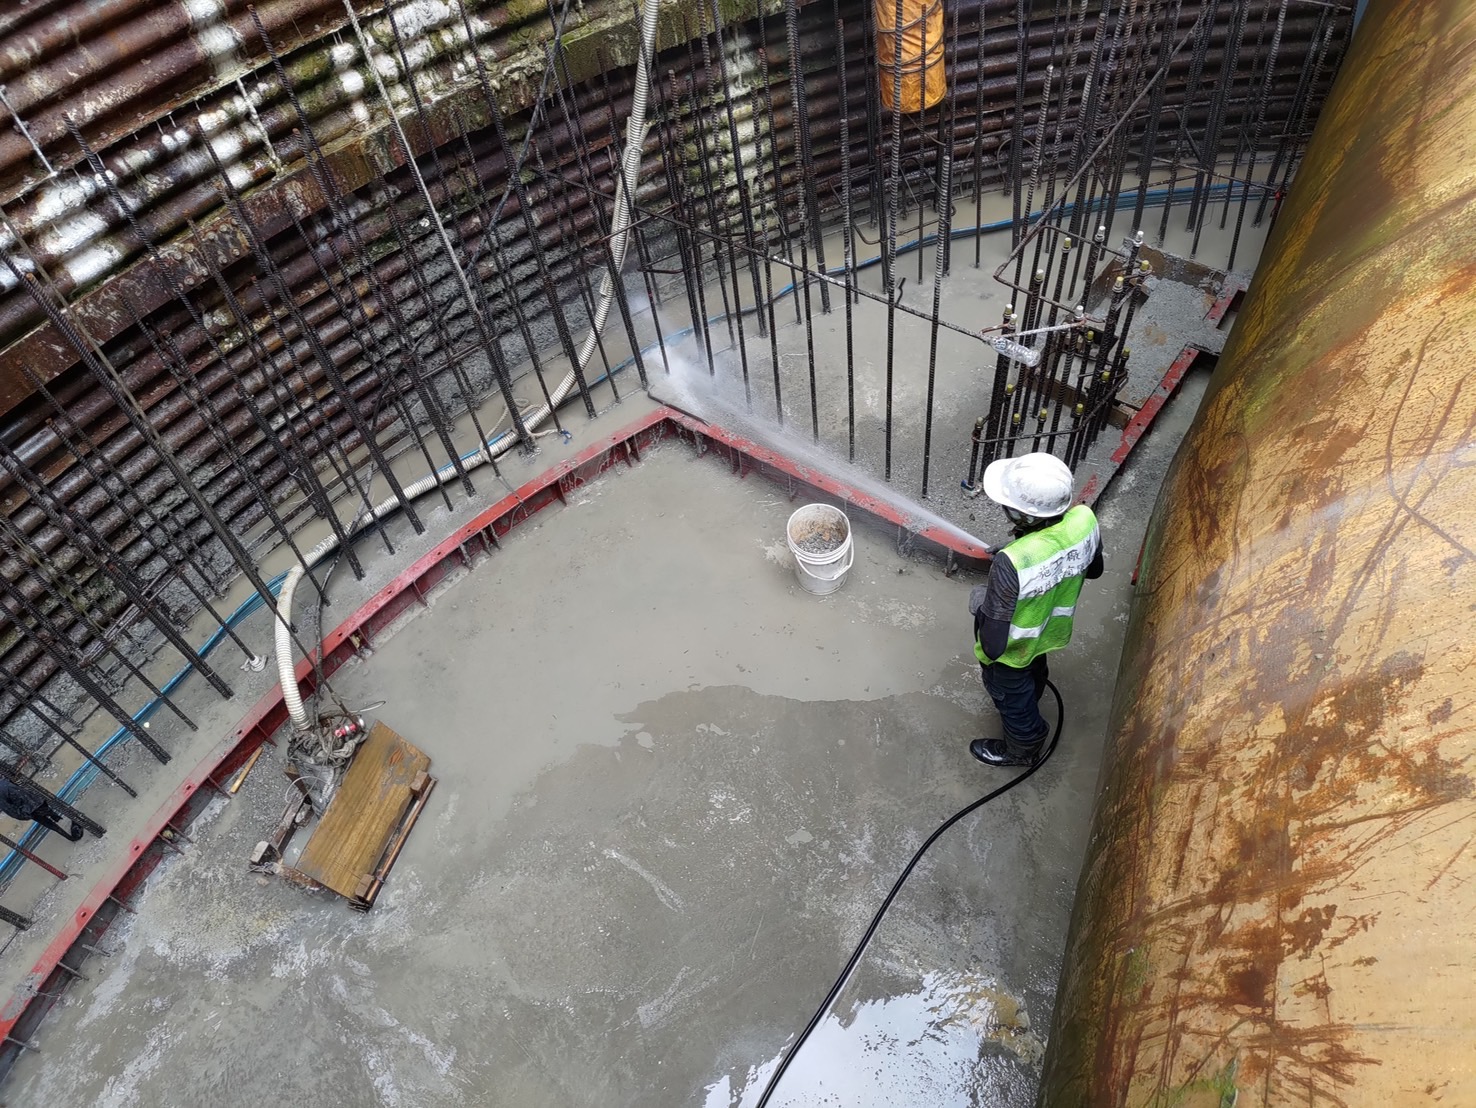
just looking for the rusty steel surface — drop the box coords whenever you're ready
[1038,1,1476,1104]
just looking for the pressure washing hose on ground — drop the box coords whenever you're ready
[753,680,1066,1108]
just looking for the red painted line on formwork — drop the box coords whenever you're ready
[1205,279,1245,326]
[1077,346,1203,507]
[1110,346,1204,467]
[1077,280,1239,510]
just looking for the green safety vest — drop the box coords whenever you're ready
[975,504,1100,668]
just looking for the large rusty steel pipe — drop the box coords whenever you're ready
[1039,1,1476,1103]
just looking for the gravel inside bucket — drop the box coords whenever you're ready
[792,521,848,555]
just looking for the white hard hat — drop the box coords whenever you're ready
[981,452,1074,518]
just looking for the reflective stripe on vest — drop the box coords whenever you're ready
[1007,605,1078,639]
[995,505,1099,668]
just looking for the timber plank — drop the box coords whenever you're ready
[293,722,430,901]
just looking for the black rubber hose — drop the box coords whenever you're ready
[754,678,1068,1108]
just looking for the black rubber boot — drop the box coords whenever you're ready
[969,736,1044,768]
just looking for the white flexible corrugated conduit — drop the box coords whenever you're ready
[275,0,662,732]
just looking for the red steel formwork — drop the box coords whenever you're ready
[0,369,1196,1066]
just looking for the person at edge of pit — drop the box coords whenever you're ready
[968,452,1103,768]
[0,777,86,841]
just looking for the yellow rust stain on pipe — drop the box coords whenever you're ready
[1040,1,1476,1105]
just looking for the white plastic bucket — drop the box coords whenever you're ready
[785,504,855,595]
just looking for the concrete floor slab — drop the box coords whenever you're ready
[0,183,1256,991]
[4,410,1199,1106]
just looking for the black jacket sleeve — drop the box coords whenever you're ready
[969,558,1019,663]
[1085,541,1105,580]
[0,781,38,821]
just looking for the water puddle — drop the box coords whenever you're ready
[703,970,1044,1107]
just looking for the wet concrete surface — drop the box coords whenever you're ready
[3,377,1209,1105]
[0,182,1258,978]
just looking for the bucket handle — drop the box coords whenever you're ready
[814,541,855,579]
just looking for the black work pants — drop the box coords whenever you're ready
[980,655,1050,747]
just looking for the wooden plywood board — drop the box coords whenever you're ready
[291,722,430,904]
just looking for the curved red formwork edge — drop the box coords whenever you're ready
[3,343,1216,1050]
[0,405,996,1051]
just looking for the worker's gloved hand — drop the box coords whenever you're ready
[968,583,989,618]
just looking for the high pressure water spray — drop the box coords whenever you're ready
[752,681,1067,1108]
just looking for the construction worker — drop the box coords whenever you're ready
[969,452,1102,767]
[0,778,84,841]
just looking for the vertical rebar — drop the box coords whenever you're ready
[1256,4,1328,225]
[1189,0,1242,251]
[666,68,717,371]
[0,427,230,707]
[0,674,136,797]
[342,2,533,453]
[837,15,857,461]
[884,0,906,480]
[748,53,786,426]
[39,139,287,616]
[798,217,820,444]
[971,2,987,268]
[920,153,952,499]
[682,20,737,349]
[712,0,770,343]
[657,70,710,368]
[783,0,831,312]
[1009,0,1029,260]
[0,528,194,731]
[455,0,598,420]
[756,48,804,328]
[1228,0,1288,272]
[1159,1,1218,244]
[1133,0,1181,231]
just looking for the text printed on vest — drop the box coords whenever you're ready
[1013,528,1100,599]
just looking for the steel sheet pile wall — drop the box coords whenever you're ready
[0,0,1349,915]
[1037,0,1476,1103]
